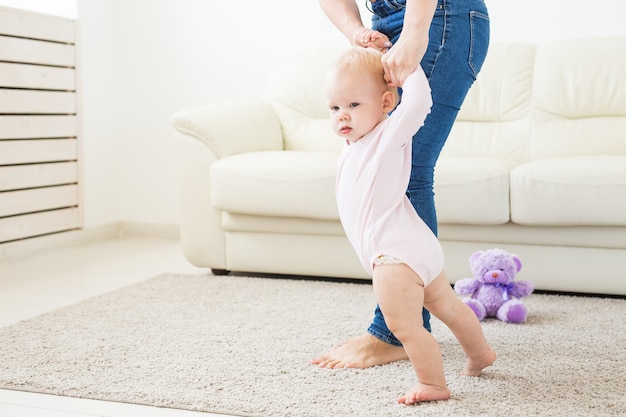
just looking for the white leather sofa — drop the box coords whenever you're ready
[172,37,626,296]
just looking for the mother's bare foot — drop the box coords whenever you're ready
[311,333,407,369]
[461,349,497,376]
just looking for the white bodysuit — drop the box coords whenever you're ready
[335,67,444,286]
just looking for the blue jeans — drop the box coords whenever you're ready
[366,0,490,346]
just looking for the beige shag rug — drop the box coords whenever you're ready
[0,273,624,417]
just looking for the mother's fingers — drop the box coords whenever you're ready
[383,66,406,87]
[355,28,391,51]
[382,61,399,87]
[364,41,389,53]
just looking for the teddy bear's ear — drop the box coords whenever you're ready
[512,255,522,272]
[469,251,484,265]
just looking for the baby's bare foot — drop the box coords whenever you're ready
[311,333,407,369]
[461,349,497,376]
[398,383,450,405]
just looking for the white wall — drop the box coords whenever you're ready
[77,0,353,228]
[0,0,76,17]
[2,0,626,230]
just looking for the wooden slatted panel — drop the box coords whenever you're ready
[0,90,76,114]
[0,116,77,139]
[0,62,75,90]
[0,208,80,243]
[0,35,75,66]
[0,139,77,165]
[0,185,78,217]
[0,162,77,192]
[0,6,79,243]
[0,5,75,43]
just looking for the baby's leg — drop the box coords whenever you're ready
[424,273,496,376]
[372,263,450,405]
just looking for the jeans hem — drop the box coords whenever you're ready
[367,326,403,347]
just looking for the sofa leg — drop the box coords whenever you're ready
[211,268,230,276]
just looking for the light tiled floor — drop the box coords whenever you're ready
[0,236,234,417]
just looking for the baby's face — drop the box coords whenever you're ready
[326,70,389,143]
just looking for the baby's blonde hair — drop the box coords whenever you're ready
[332,47,399,106]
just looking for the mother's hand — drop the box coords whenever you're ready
[353,27,392,52]
[381,35,428,87]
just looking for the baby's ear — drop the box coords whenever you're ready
[382,91,396,113]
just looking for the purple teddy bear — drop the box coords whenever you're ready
[454,248,534,323]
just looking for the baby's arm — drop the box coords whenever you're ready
[385,68,433,146]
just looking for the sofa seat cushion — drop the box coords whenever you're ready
[222,212,345,236]
[435,157,521,225]
[510,155,626,225]
[211,150,339,220]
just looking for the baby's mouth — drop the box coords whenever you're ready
[340,126,352,135]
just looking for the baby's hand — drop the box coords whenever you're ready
[353,28,392,52]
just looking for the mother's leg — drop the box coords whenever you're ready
[365,0,492,355]
[313,0,491,369]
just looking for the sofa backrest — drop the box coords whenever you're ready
[264,47,346,153]
[265,43,538,160]
[531,36,626,159]
[442,42,536,163]
[264,39,626,160]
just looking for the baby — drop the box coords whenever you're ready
[326,46,496,405]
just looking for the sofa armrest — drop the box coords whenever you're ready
[171,98,284,158]
[173,98,283,270]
